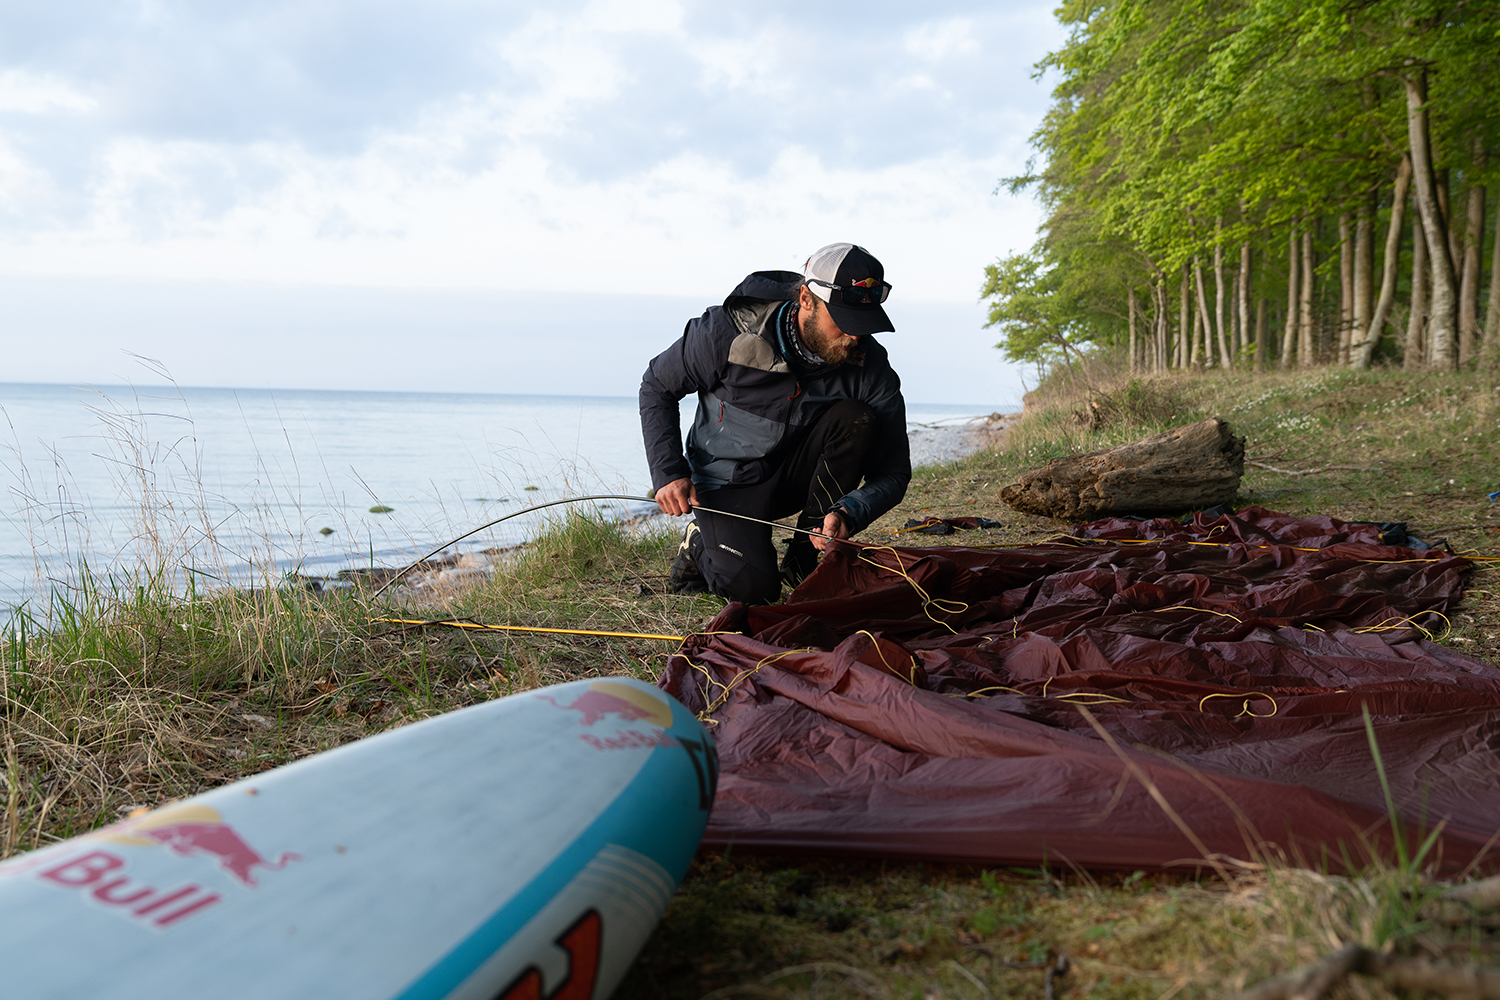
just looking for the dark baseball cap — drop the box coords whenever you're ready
[803,243,895,337]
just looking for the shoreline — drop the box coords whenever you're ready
[380,413,1019,602]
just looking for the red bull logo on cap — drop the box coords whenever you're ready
[546,681,674,729]
[100,804,301,887]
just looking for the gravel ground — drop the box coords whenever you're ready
[907,412,1017,468]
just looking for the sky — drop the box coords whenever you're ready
[0,1,1063,405]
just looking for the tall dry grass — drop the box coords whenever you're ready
[1,387,703,858]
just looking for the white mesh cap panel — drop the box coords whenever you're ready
[803,243,854,302]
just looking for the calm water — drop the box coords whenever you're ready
[0,383,1009,613]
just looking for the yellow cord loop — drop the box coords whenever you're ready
[692,647,814,723]
[1197,691,1279,718]
[961,682,1129,705]
[850,630,922,685]
[1351,611,1451,641]
[963,684,1029,699]
[1155,605,1245,624]
[1054,692,1131,704]
[854,545,969,634]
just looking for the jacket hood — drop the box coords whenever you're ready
[723,270,802,311]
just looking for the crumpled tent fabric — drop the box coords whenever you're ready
[659,506,1500,873]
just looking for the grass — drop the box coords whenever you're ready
[1,509,713,855]
[888,366,1499,667]
[4,364,1500,997]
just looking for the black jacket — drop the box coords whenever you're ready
[638,271,910,534]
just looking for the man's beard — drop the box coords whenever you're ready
[802,308,854,365]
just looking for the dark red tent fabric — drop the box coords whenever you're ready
[660,507,1500,873]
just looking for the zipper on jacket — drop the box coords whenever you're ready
[787,383,802,401]
[718,400,724,423]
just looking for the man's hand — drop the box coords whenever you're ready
[654,477,698,516]
[812,509,850,552]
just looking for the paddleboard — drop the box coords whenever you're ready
[0,676,716,999]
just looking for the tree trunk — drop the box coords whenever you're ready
[999,418,1246,520]
[1438,169,1462,280]
[1405,210,1429,370]
[1238,242,1251,359]
[1459,140,1486,366]
[1214,224,1231,369]
[1487,187,1500,354]
[1254,296,1266,371]
[1177,267,1190,368]
[1299,224,1315,366]
[1354,154,1412,369]
[1353,188,1374,363]
[1404,68,1459,370]
[1193,257,1213,368]
[1191,295,1203,367]
[1152,280,1164,373]
[1281,226,1299,369]
[1128,285,1139,372]
[1230,264,1240,351]
[1159,281,1170,372]
[1338,213,1354,364]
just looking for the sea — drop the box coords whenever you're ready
[0,383,1014,614]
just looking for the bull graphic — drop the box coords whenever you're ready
[99,805,301,887]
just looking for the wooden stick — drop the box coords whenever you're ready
[1379,955,1500,998]
[1044,954,1070,1000]
[1245,461,1380,475]
[1229,943,1367,1000]
[1442,874,1500,910]
[1231,943,1500,1000]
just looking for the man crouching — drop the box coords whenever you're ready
[638,242,911,604]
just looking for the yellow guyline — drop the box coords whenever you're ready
[371,618,686,642]
[369,497,1492,703]
[373,490,1497,601]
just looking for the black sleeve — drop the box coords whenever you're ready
[833,368,911,535]
[638,309,722,491]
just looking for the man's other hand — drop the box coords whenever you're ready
[655,477,698,516]
[812,509,849,552]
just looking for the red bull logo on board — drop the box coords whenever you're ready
[36,850,222,930]
[99,804,302,887]
[546,681,674,729]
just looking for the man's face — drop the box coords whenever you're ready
[798,287,861,364]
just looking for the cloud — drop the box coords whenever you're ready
[0,0,1062,402]
[904,17,983,62]
[0,69,96,114]
[0,2,1059,211]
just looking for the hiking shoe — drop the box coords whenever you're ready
[780,536,819,589]
[669,522,709,595]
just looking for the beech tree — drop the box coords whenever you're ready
[989,0,1500,375]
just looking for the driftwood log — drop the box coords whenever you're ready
[1230,943,1500,1000]
[1000,417,1246,520]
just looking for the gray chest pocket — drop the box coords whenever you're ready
[690,393,785,460]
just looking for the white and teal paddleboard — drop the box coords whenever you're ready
[0,677,715,999]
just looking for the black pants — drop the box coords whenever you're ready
[691,399,878,605]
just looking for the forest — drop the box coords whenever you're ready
[986,0,1500,373]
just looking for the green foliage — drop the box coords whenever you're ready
[982,251,1096,366]
[988,0,1500,370]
